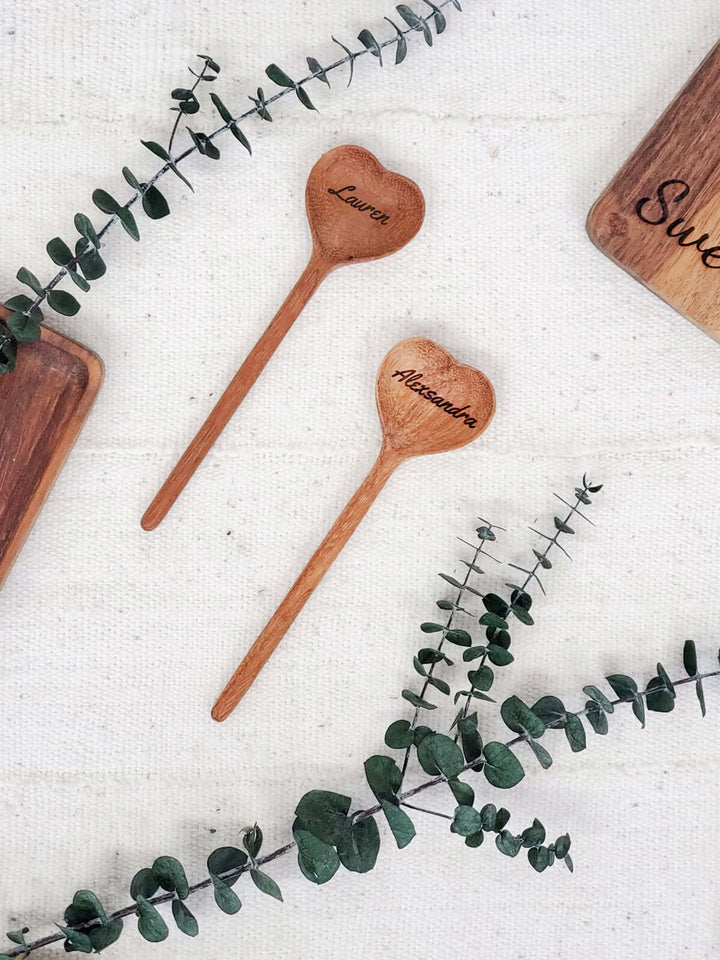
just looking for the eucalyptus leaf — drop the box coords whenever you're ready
[416,733,464,778]
[47,290,81,316]
[243,825,263,859]
[564,713,586,752]
[451,805,482,837]
[130,868,159,901]
[142,185,170,220]
[500,696,546,739]
[135,896,168,943]
[402,689,436,710]
[294,790,351,846]
[335,817,380,874]
[265,63,295,87]
[358,28,383,64]
[526,738,553,769]
[606,674,637,701]
[307,56,330,86]
[445,629,472,647]
[87,920,123,952]
[448,778,474,807]
[531,696,566,726]
[364,755,402,803]
[294,828,341,883]
[64,890,107,926]
[16,267,44,296]
[6,310,41,342]
[211,876,241,915]
[684,640,698,677]
[528,845,551,872]
[46,236,74,266]
[152,856,189,899]
[385,719,415,749]
[586,699,609,735]
[520,818,546,848]
[554,834,571,858]
[330,36,356,87]
[467,664,493,690]
[583,685,614,713]
[482,742,524,789]
[172,899,199,937]
[646,677,675,713]
[632,694,646,728]
[487,644,514,667]
[57,925,92,954]
[495,830,522,857]
[250,869,283,901]
[480,803,497,831]
[379,799,415,848]
[384,17,408,63]
[424,0,447,32]
[207,846,247,886]
[295,86,317,111]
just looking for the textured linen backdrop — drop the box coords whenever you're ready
[2,1,720,957]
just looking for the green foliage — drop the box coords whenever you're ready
[336,817,380,874]
[211,876,241,915]
[250,869,283,901]
[172,899,199,937]
[481,742,525,789]
[294,791,351,845]
[294,828,340,883]
[3,7,462,375]
[152,857,189,899]
[14,476,720,960]
[207,845,247,886]
[135,897,168,943]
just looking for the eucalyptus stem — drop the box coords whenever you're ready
[399,523,499,782]
[7,663,717,960]
[456,479,594,727]
[2,0,460,361]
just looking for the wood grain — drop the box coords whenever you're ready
[588,40,720,341]
[142,144,426,530]
[211,337,495,722]
[0,305,103,588]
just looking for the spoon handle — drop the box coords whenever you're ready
[141,251,332,531]
[211,446,401,721]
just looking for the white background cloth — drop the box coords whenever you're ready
[2,1,720,957]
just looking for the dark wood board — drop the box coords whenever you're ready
[0,304,103,588]
[588,40,720,342]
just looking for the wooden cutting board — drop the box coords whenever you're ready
[0,304,103,588]
[588,40,720,342]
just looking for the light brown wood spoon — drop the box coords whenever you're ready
[141,144,425,531]
[212,337,496,721]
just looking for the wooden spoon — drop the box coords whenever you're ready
[141,144,425,531]
[211,337,496,721]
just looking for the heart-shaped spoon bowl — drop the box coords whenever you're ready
[306,144,425,265]
[376,337,496,459]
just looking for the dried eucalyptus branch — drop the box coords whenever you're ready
[0,0,462,375]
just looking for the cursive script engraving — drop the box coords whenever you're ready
[391,369,478,428]
[328,185,391,224]
[635,178,720,268]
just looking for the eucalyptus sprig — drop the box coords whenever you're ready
[0,0,462,374]
[5,476,720,959]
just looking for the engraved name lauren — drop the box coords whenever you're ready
[328,185,391,224]
[392,369,478,429]
[635,179,720,268]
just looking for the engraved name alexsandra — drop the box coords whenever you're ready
[328,185,391,224]
[392,369,478,429]
[636,179,720,268]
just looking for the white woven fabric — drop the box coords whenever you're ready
[2,1,720,957]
